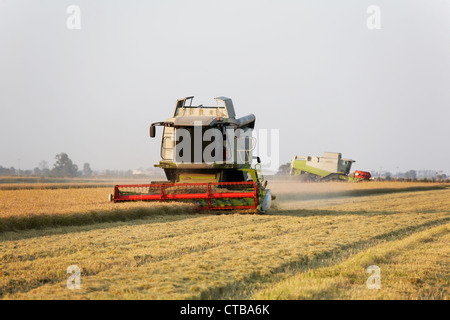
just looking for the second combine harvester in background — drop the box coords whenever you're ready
[289,152,372,182]
[110,96,272,213]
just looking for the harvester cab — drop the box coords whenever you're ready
[111,96,272,213]
[149,96,257,183]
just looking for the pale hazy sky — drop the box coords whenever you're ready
[1,0,449,174]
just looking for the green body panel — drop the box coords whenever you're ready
[178,173,217,183]
[240,168,259,183]
[155,161,258,183]
[154,161,177,168]
[291,160,338,178]
[170,168,260,184]
[156,161,251,170]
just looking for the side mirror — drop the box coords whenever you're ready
[150,124,156,138]
[255,156,261,164]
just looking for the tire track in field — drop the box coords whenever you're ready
[252,224,450,299]
[196,217,450,299]
[0,221,289,297]
[5,213,449,299]
[0,215,293,296]
[0,215,281,264]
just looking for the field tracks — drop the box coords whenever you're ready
[252,223,449,300]
[0,182,449,299]
[193,218,450,299]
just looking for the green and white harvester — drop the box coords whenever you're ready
[110,96,273,213]
[289,152,371,182]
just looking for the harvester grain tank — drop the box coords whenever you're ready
[289,152,371,182]
[110,96,272,213]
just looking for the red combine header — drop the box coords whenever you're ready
[111,181,260,211]
[353,170,372,181]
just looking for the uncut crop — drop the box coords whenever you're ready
[0,188,196,232]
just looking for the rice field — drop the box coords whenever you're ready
[0,181,448,299]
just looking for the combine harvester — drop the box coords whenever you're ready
[110,96,272,213]
[289,152,371,182]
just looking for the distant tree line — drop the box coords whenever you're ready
[0,153,142,179]
[371,169,448,182]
